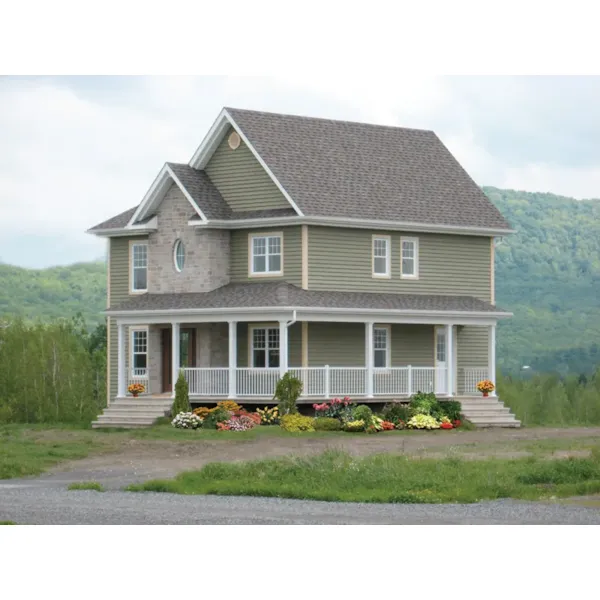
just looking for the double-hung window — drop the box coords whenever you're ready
[400,237,419,279]
[250,233,282,276]
[131,329,148,377]
[372,235,391,278]
[373,326,390,368]
[131,242,148,292]
[252,327,280,368]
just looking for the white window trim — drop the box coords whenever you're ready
[129,241,148,294]
[173,239,185,273]
[373,324,391,369]
[129,326,149,378]
[372,235,391,279]
[249,324,281,368]
[400,236,419,279]
[248,232,284,278]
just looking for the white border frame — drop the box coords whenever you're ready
[249,323,280,368]
[129,326,149,379]
[129,240,148,294]
[248,231,284,277]
[173,239,185,273]
[373,324,391,368]
[372,235,391,279]
[400,236,419,279]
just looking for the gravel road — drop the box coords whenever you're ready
[1,485,600,524]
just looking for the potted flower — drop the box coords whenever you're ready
[476,379,495,397]
[128,383,145,398]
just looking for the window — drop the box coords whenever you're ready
[372,236,391,278]
[252,327,280,368]
[131,329,148,376]
[436,329,447,364]
[131,242,148,292]
[250,234,282,275]
[173,239,185,272]
[373,326,390,368]
[400,237,419,278]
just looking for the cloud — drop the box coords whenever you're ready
[1,75,599,268]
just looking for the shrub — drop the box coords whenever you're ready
[314,417,342,431]
[395,420,406,430]
[406,414,440,430]
[343,419,366,432]
[313,397,354,421]
[409,392,442,418]
[171,370,190,416]
[172,411,202,430]
[381,421,395,430]
[371,416,384,431]
[225,414,258,432]
[280,414,315,432]
[192,406,211,419]
[439,400,462,422]
[216,400,242,413]
[202,408,232,430]
[256,406,279,425]
[381,401,411,425]
[275,373,303,415]
[353,405,373,426]
[234,409,262,426]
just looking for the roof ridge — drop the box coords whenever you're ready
[224,106,435,135]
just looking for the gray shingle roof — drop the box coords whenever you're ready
[107,282,504,314]
[88,206,138,231]
[226,107,511,230]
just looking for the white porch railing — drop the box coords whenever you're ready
[182,366,450,398]
[461,367,489,394]
[128,369,149,395]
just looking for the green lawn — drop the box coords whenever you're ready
[127,448,600,504]
[67,481,105,492]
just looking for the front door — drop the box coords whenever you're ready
[435,326,448,394]
[162,329,172,393]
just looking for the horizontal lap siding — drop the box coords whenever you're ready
[230,226,302,286]
[391,325,434,366]
[308,227,491,301]
[205,127,291,212]
[457,326,489,394]
[307,323,365,367]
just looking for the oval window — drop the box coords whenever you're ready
[173,239,185,272]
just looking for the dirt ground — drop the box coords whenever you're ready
[9,426,600,490]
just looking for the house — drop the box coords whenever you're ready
[88,107,520,427]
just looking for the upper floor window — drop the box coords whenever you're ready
[250,233,282,276]
[131,242,148,292]
[372,235,391,278]
[173,239,185,272]
[400,237,419,279]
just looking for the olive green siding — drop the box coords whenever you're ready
[308,227,492,302]
[457,325,489,393]
[307,323,365,367]
[236,322,302,368]
[205,127,291,212]
[108,236,148,400]
[391,325,434,367]
[230,226,302,286]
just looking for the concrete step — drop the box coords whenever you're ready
[467,421,521,428]
[98,411,169,419]
[105,405,170,413]
[468,415,521,425]
[92,421,152,429]
[111,399,173,407]
[462,410,512,419]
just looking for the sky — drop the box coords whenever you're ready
[2,75,600,269]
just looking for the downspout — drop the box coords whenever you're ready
[286,310,297,328]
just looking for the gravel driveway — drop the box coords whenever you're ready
[1,487,600,525]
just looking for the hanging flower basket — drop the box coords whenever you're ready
[128,383,145,398]
[476,380,495,397]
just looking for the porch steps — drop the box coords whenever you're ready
[92,396,173,429]
[457,396,521,428]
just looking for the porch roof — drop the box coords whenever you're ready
[107,282,507,316]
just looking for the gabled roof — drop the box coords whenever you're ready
[88,206,138,232]
[221,108,511,231]
[107,281,508,315]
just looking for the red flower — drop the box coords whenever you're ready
[343,396,351,405]
[453,420,461,428]
[440,422,453,429]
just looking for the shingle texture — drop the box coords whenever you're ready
[88,206,138,231]
[225,107,511,230]
[108,282,504,314]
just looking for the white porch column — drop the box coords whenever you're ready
[279,320,289,378]
[171,322,180,399]
[488,323,497,396]
[117,321,126,397]
[228,321,237,398]
[365,321,374,398]
[445,323,454,397]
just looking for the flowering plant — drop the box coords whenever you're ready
[171,411,202,429]
[313,396,354,421]
[395,420,406,430]
[256,406,279,425]
[381,421,395,430]
[224,414,258,432]
[476,380,495,394]
[453,419,462,428]
[407,414,440,430]
[128,383,145,396]
[342,419,365,432]
[440,417,454,430]
[234,410,262,426]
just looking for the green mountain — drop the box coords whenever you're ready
[1,187,599,375]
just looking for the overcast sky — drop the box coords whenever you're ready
[1,75,600,269]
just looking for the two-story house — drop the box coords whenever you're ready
[88,107,518,427]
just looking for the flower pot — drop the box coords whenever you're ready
[482,391,489,397]
[131,392,139,398]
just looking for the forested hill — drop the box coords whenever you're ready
[1,187,600,375]
[486,187,600,375]
[0,261,106,327]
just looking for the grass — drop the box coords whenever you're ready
[67,481,105,492]
[127,448,600,503]
[0,521,17,525]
